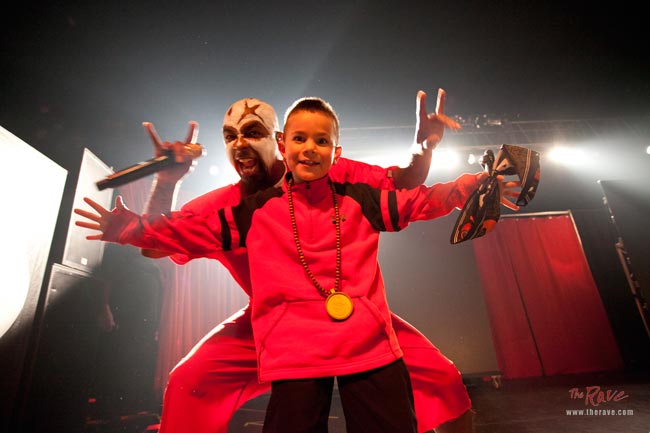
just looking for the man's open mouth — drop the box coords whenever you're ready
[237,157,257,169]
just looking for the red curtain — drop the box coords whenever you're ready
[116,181,248,395]
[473,212,624,378]
[153,258,248,392]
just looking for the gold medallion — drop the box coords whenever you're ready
[325,290,353,321]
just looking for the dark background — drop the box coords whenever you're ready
[2,1,649,203]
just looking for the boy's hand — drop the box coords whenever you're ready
[415,89,461,149]
[476,172,521,211]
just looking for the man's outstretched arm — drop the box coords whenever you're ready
[141,121,198,258]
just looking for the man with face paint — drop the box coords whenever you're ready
[141,92,474,433]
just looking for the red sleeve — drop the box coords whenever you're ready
[329,158,397,190]
[377,173,480,232]
[170,183,242,264]
[179,183,241,215]
[105,208,228,261]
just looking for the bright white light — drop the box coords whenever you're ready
[467,153,477,165]
[0,235,29,339]
[358,151,410,169]
[646,145,650,155]
[347,147,460,172]
[207,164,239,184]
[219,165,241,184]
[431,149,461,170]
[547,146,598,166]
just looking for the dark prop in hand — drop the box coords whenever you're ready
[95,143,204,191]
[450,144,540,244]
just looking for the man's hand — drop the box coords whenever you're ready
[139,121,200,259]
[143,120,199,184]
[74,196,130,241]
[415,88,461,149]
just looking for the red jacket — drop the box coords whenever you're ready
[106,171,478,381]
[167,158,398,296]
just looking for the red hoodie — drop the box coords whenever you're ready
[166,157,398,296]
[106,172,478,382]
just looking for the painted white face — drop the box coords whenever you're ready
[223,98,281,180]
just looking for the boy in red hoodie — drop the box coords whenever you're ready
[76,97,518,432]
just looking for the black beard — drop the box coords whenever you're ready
[240,170,274,196]
[240,160,285,196]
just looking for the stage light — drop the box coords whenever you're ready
[467,153,477,165]
[547,146,597,166]
[219,164,240,184]
[646,145,650,155]
[357,150,410,170]
[431,148,461,170]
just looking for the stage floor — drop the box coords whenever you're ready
[227,371,650,433]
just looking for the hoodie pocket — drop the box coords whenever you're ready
[258,296,394,373]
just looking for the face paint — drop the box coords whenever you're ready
[223,98,281,176]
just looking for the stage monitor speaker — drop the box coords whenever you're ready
[600,178,650,295]
[600,178,650,345]
[21,263,105,433]
[62,148,114,274]
[0,126,67,429]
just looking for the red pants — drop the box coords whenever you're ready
[158,305,471,433]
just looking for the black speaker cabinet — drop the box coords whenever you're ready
[21,264,105,433]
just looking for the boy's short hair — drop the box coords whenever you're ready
[284,97,340,140]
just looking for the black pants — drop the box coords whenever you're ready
[263,359,417,433]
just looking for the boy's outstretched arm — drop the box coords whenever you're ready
[474,173,522,211]
[391,89,461,189]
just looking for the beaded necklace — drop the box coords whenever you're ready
[287,178,353,320]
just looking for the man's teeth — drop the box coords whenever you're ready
[238,158,256,168]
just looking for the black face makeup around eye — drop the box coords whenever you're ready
[240,122,270,139]
[223,127,238,142]
[244,130,265,139]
